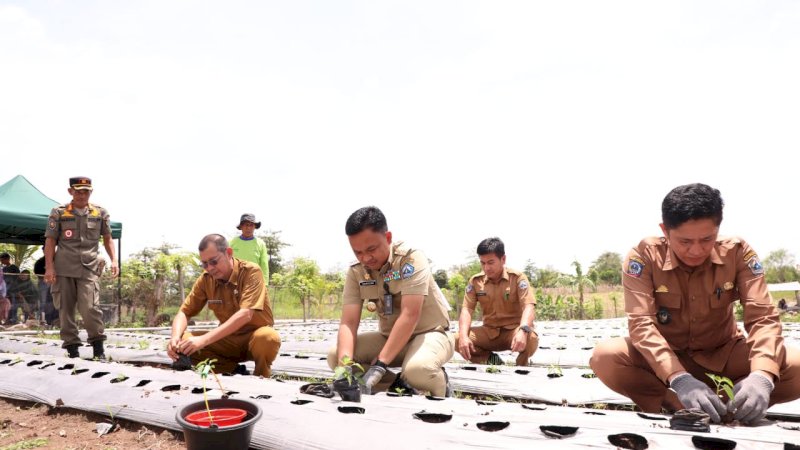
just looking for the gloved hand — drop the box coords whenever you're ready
[732,372,774,424]
[670,373,727,423]
[362,363,387,395]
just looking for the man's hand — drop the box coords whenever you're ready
[166,337,181,361]
[510,330,528,353]
[44,267,56,285]
[362,364,387,395]
[110,262,120,278]
[458,335,475,360]
[174,336,207,356]
[732,372,774,424]
[670,373,727,423]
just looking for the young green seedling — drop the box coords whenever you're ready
[706,373,734,403]
[196,358,228,425]
[334,355,365,386]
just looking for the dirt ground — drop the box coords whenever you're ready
[0,397,185,450]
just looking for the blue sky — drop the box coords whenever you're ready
[2,1,799,274]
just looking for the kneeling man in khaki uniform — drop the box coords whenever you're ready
[456,237,538,366]
[168,234,281,377]
[327,206,455,397]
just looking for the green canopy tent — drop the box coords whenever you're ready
[0,174,122,245]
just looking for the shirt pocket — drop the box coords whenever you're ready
[654,292,682,310]
[358,284,381,301]
[86,218,101,240]
[710,289,738,309]
[61,221,78,240]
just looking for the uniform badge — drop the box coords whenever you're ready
[366,300,378,312]
[64,229,74,239]
[359,280,377,286]
[383,271,401,283]
[504,287,511,301]
[656,307,671,325]
[626,257,644,278]
[748,257,764,275]
[519,280,529,290]
[466,284,473,293]
[48,220,56,230]
[743,250,756,262]
[723,281,734,291]
[401,263,415,279]
[656,285,669,293]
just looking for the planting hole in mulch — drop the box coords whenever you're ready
[0,359,10,365]
[637,412,668,421]
[250,394,272,400]
[191,387,210,394]
[546,373,563,378]
[39,362,55,369]
[476,400,497,406]
[413,412,452,423]
[58,364,75,370]
[134,379,151,387]
[425,395,445,401]
[608,433,649,450]
[784,443,800,450]
[581,372,597,379]
[514,369,530,375]
[540,425,579,439]
[72,368,89,375]
[279,353,290,356]
[584,411,605,415]
[522,404,547,411]
[539,346,551,350]
[691,435,737,450]
[161,384,181,392]
[27,360,43,366]
[91,371,110,378]
[338,406,365,414]
[462,366,477,371]
[294,355,309,359]
[291,399,313,405]
[110,375,129,383]
[476,421,509,432]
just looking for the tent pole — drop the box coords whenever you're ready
[117,237,122,324]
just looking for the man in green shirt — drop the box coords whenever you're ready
[230,214,269,285]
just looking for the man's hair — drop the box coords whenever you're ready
[345,206,388,236]
[0,252,9,259]
[662,183,724,229]
[477,237,505,258]
[198,234,229,252]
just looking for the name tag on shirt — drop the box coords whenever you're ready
[476,291,487,297]
[208,299,223,304]
[359,280,377,286]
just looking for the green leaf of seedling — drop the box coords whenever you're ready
[722,385,734,402]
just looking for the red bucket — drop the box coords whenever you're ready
[184,408,247,428]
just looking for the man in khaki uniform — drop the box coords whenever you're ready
[44,177,118,359]
[591,183,800,425]
[327,206,455,397]
[167,234,281,377]
[456,237,538,366]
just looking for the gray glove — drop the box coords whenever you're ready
[670,373,726,423]
[362,363,387,395]
[732,372,774,424]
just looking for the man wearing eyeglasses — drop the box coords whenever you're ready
[167,234,281,377]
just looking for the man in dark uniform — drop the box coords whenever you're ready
[456,237,538,366]
[44,177,118,359]
[590,183,800,424]
[1,252,20,324]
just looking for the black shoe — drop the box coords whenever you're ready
[91,341,105,360]
[443,368,454,398]
[231,364,249,376]
[65,344,80,358]
[172,353,193,371]
[486,352,504,366]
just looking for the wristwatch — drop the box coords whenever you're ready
[519,325,532,334]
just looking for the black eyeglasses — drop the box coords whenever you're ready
[200,253,225,269]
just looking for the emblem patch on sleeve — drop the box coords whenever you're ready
[747,257,764,275]
[518,280,529,290]
[466,284,473,293]
[625,257,644,278]
[401,263,415,279]
[48,220,56,230]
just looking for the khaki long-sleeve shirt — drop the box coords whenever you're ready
[623,236,784,383]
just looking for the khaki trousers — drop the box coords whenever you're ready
[52,276,105,347]
[327,331,455,397]
[455,326,539,366]
[590,337,800,412]
[184,326,281,377]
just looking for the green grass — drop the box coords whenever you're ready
[1,438,49,450]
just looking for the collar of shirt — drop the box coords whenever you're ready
[239,235,255,241]
[663,244,724,271]
[482,267,510,284]
[219,257,244,288]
